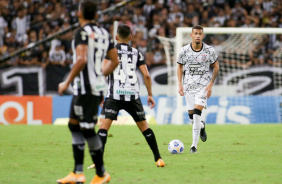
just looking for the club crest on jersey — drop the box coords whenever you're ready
[202,54,207,61]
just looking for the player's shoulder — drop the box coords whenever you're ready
[74,27,84,37]
[81,23,110,36]
[179,44,191,54]
[203,43,215,51]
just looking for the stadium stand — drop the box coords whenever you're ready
[0,0,281,88]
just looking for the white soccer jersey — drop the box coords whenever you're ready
[177,43,218,94]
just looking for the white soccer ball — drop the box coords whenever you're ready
[168,139,184,154]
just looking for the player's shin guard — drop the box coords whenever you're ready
[97,129,108,152]
[192,109,202,148]
[142,128,161,162]
[82,128,105,177]
[69,123,85,173]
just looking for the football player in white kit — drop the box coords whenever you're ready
[177,25,219,153]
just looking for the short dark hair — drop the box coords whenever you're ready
[117,24,131,39]
[79,0,97,20]
[192,25,203,31]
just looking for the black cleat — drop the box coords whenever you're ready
[200,120,207,142]
[190,146,197,153]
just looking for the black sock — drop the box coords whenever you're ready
[97,129,108,152]
[142,128,161,162]
[72,144,85,173]
[89,148,105,177]
[189,113,193,120]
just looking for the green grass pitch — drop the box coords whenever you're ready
[0,124,281,184]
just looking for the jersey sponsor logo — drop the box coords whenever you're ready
[137,111,145,115]
[189,63,205,75]
[117,50,138,56]
[105,108,117,114]
[116,89,135,95]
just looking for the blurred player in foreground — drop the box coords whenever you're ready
[57,0,119,183]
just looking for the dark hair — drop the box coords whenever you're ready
[192,25,203,31]
[79,0,97,20]
[117,24,131,39]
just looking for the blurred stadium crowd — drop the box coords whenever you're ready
[0,0,281,68]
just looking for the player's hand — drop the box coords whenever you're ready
[100,96,104,108]
[147,96,155,109]
[58,81,69,96]
[178,84,184,96]
[205,83,213,98]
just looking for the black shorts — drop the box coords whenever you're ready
[69,94,103,123]
[100,98,146,122]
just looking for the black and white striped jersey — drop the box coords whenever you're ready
[106,43,145,101]
[72,23,114,96]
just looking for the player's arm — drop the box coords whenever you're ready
[177,49,185,96]
[58,45,87,95]
[102,35,119,76]
[177,64,184,96]
[139,64,155,109]
[205,60,219,98]
[103,48,119,76]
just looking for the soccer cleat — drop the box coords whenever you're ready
[57,172,85,184]
[190,146,197,153]
[200,120,207,142]
[87,164,95,169]
[156,158,165,167]
[90,172,111,184]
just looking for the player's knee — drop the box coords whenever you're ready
[194,108,202,116]
[85,133,102,150]
[68,123,80,132]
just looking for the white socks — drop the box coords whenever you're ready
[191,119,204,129]
[191,114,201,148]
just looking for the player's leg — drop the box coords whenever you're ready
[184,92,195,125]
[98,98,119,152]
[69,118,85,174]
[97,119,113,152]
[79,95,108,179]
[136,120,165,167]
[190,104,204,153]
[57,97,85,184]
[190,92,207,153]
[88,99,119,170]
[125,99,164,167]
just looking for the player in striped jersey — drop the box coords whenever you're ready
[97,24,165,167]
[57,1,119,184]
[177,25,219,153]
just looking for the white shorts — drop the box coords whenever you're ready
[184,90,207,110]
